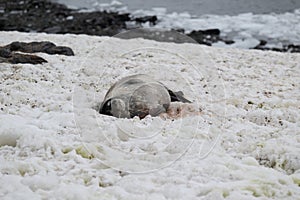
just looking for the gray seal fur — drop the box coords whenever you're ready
[100,74,190,118]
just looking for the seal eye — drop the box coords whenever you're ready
[99,99,113,116]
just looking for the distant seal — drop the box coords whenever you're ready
[99,74,191,119]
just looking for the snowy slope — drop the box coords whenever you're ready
[0,31,299,199]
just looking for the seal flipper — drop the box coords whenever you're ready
[149,105,167,117]
[111,99,131,118]
[167,89,191,103]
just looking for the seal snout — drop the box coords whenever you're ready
[110,98,130,118]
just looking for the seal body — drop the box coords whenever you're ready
[100,74,171,118]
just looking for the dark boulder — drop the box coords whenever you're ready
[253,40,300,53]
[286,44,300,53]
[0,0,131,36]
[0,41,74,64]
[134,16,158,25]
[187,29,235,46]
[7,53,48,64]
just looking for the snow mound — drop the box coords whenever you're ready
[0,31,299,199]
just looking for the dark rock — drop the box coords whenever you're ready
[187,29,221,46]
[7,53,48,64]
[253,41,300,53]
[45,45,74,56]
[43,26,62,34]
[253,40,268,50]
[0,47,11,58]
[187,29,235,46]
[198,29,220,35]
[0,0,131,37]
[0,41,74,64]
[286,44,300,53]
[5,41,74,56]
[259,40,268,46]
[0,17,6,28]
[134,16,158,25]
[6,41,55,52]
[224,40,235,45]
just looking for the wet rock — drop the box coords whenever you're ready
[253,40,300,53]
[198,29,220,35]
[187,29,218,46]
[224,40,235,45]
[134,16,158,25]
[43,26,62,34]
[7,53,48,64]
[5,41,74,56]
[0,17,6,28]
[0,0,130,36]
[286,44,300,53]
[187,29,234,46]
[0,47,11,58]
[0,41,74,64]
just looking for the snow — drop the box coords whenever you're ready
[0,31,300,199]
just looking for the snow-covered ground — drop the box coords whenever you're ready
[0,31,300,199]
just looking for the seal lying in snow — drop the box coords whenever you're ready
[99,74,191,119]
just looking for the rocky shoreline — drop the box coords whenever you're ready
[0,0,299,53]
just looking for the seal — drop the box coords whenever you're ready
[99,74,191,119]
